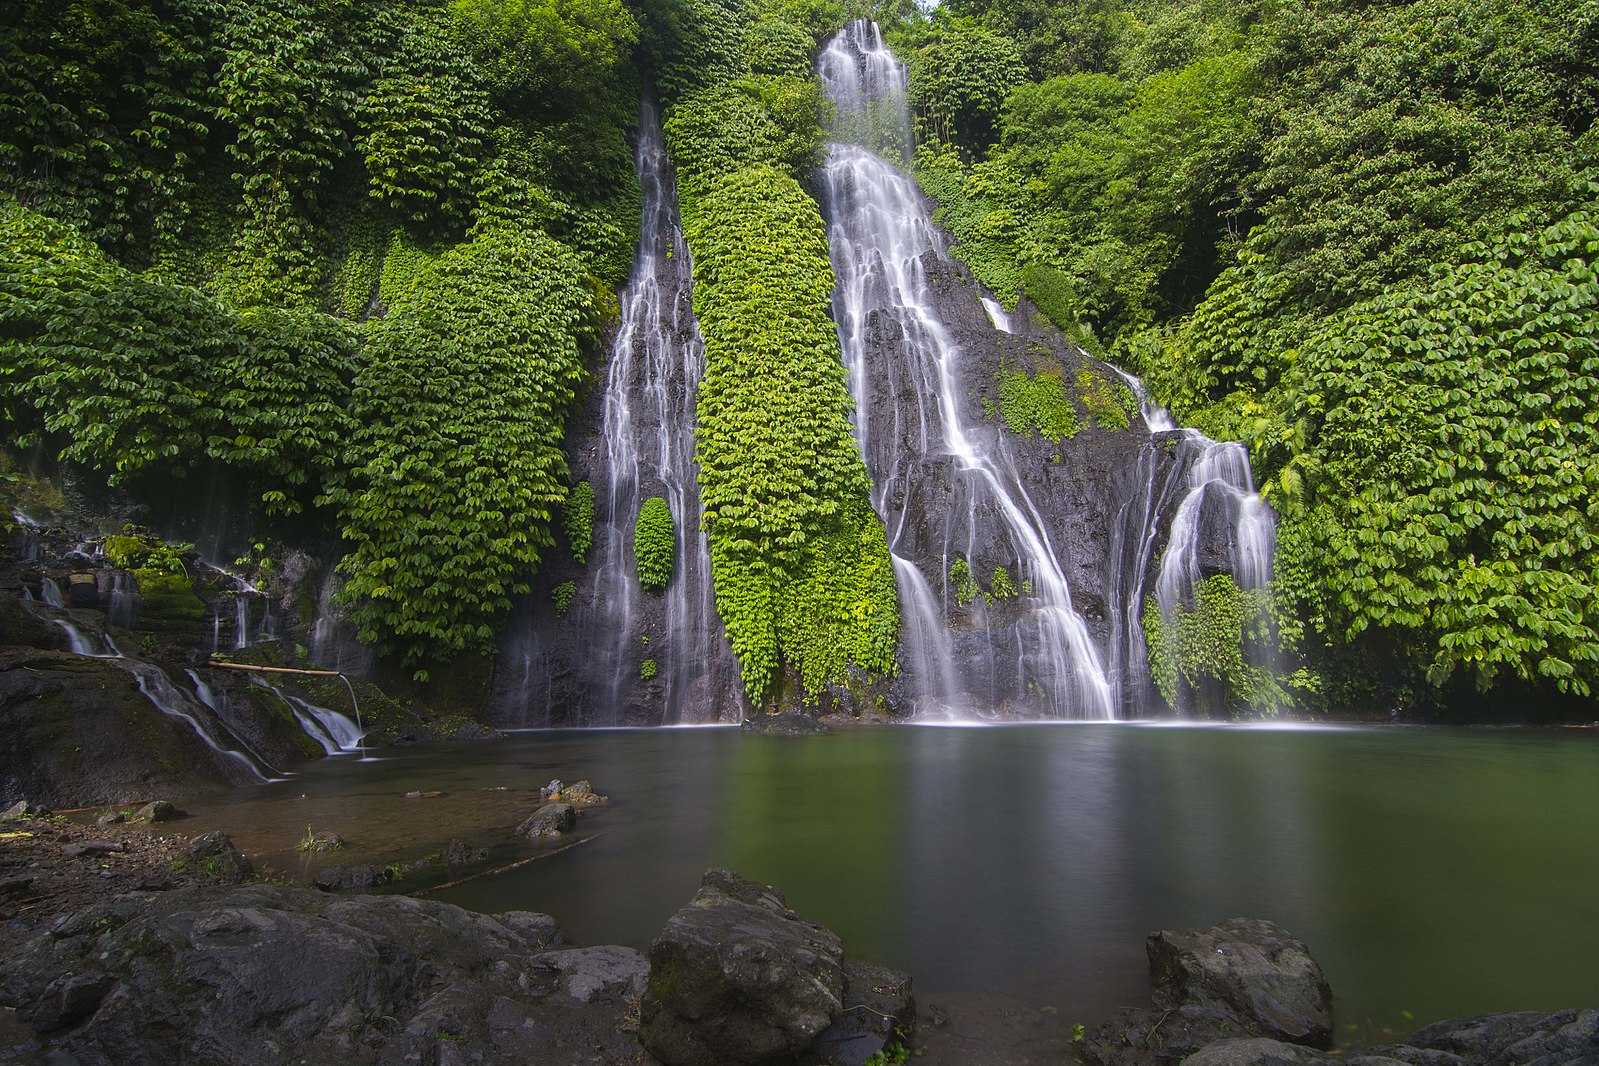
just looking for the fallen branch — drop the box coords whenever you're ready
[410,834,602,897]
[207,659,343,678]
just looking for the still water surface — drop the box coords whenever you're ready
[183,724,1599,1042]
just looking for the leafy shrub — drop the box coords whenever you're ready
[635,496,675,591]
[563,481,595,565]
[333,226,600,673]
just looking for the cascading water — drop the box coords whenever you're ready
[251,677,364,756]
[54,619,122,658]
[818,22,1115,720]
[497,101,738,726]
[40,577,64,608]
[1102,373,1279,713]
[130,662,276,780]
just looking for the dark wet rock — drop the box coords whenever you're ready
[1184,1036,1333,1066]
[741,712,833,736]
[0,874,37,899]
[0,883,652,1065]
[441,837,486,867]
[517,802,576,839]
[64,841,124,859]
[1358,1010,1599,1066]
[540,778,563,799]
[640,867,847,1066]
[1086,918,1331,1066]
[1148,918,1332,1047]
[95,810,126,825]
[557,779,607,805]
[184,830,253,883]
[299,829,344,852]
[312,863,394,892]
[529,945,649,1004]
[452,720,501,740]
[135,799,178,822]
[2,799,47,821]
[1087,1004,1258,1066]
[816,961,916,1066]
[0,646,312,809]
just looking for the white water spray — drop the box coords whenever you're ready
[819,22,1115,720]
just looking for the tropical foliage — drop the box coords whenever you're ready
[897,0,1599,710]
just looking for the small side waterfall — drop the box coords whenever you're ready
[1103,375,1279,713]
[819,22,1115,720]
[54,619,122,658]
[130,662,277,781]
[496,101,738,725]
[251,677,364,755]
[40,577,64,608]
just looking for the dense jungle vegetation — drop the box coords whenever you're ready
[2,0,1596,713]
[896,0,1599,710]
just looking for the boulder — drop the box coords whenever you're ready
[529,945,649,1005]
[740,713,833,736]
[2,799,47,821]
[517,802,576,840]
[1087,1004,1261,1066]
[1148,918,1332,1047]
[639,867,847,1066]
[1354,1009,1599,1066]
[135,800,178,823]
[556,779,606,806]
[815,961,916,1066]
[1086,919,1333,1066]
[312,863,394,892]
[1184,1037,1335,1066]
[184,830,253,883]
[441,838,486,867]
[0,884,647,1064]
[95,810,126,825]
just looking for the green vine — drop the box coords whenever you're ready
[635,496,675,591]
[563,481,595,565]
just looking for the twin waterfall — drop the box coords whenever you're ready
[498,22,1278,723]
[819,22,1115,719]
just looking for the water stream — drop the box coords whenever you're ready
[499,102,738,726]
[819,22,1115,720]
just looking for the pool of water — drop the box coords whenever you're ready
[179,723,1599,1043]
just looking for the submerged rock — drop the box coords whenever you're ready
[312,863,394,892]
[640,868,849,1065]
[135,800,178,823]
[517,802,577,840]
[183,830,252,884]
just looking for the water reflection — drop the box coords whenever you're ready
[176,725,1599,1038]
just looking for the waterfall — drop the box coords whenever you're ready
[55,619,121,658]
[818,22,1115,720]
[980,297,1013,334]
[186,668,284,776]
[130,662,275,781]
[497,101,738,726]
[250,677,364,756]
[1101,371,1279,713]
[40,577,64,608]
[107,572,137,628]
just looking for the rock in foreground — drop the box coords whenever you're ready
[640,867,912,1066]
[0,884,668,1065]
[1087,917,1332,1066]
